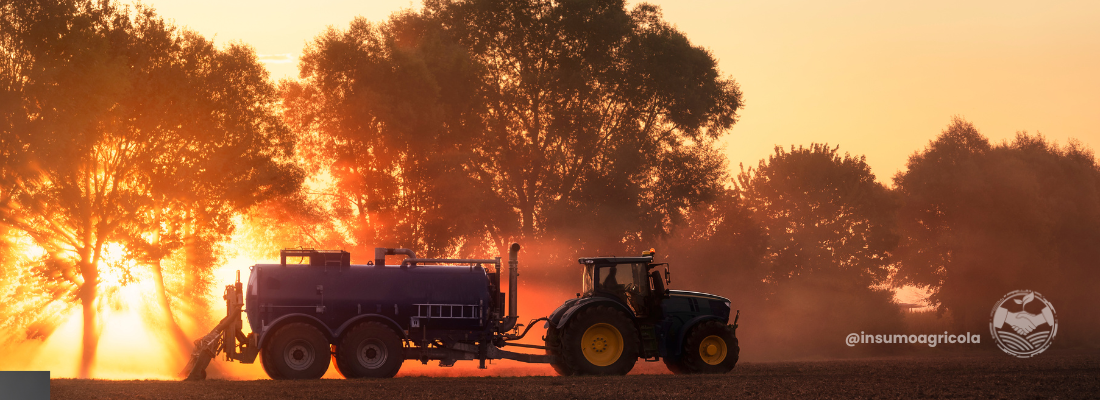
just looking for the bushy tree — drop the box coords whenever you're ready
[285,0,742,261]
[895,118,1100,342]
[435,0,740,253]
[283,10,499,257]
[737,144,901,356]
[739,145,899,289]
[0,0,300,375]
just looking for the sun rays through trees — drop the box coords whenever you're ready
[1,0,300,377]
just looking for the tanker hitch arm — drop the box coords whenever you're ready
[180,271,257,381]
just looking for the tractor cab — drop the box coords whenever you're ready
[578,251,668,319]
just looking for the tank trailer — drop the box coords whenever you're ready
[182,244,739,379]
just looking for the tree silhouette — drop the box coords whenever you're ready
[737,144,901,355]
[895,118,1100,341]
[0,0,300,375]
[434,0,741,251]
[284,10,500,257]
[287,0,742,259]
[739,144,898,290]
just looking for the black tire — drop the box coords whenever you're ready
[261,350,284,380]
[674,320,738,374]
[261,322,331,380]
[545,324,575,376]
[662,353,687,374]
[559,305,640,376]
[334,321,404,378]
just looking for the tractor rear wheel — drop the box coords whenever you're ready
[558,305,639,375]
[670,320,738,374]
[545,324,575,376]
[334,321,404,378]
[262,323,331,379]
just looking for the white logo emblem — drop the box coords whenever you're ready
[990,290,1057,358]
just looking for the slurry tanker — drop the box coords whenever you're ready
[182,244,739,379]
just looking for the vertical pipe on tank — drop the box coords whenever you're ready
[508,243,520,321]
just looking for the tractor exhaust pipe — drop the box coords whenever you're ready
[375,247,416,267]
[508,243,520,321]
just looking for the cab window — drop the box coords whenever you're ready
[594,263,651,315]
[581,265,596,296]
[598,264,636,291]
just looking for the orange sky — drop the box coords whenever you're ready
[144,0,1100,181]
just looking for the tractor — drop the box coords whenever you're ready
[545,249,739,375]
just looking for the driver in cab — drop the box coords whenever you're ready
[602,266,638,308]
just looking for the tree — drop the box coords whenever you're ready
[662,188,767,308]
[739,144,898,290]
[116,22,302,354]
[894,118,1100,341]
[286,0,742,260]
[892,118,990,329]
[434,0,741,251]
[737,144,901,356]
[283,10,500,258]
[0,0,300,376]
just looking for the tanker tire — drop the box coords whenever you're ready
[334,321,404,378]
[676,321,738,374]
[263,322,331,379]
[261,350,284,380]
[559,305,639,376]
[545,324,575,376]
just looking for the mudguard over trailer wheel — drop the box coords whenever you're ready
[665,320,738,374]
[334,321,404,378]
[557,305,639,376]
[262,323,331,379]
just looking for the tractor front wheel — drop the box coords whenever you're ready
[668,320,738,374]
[558,305,639,375]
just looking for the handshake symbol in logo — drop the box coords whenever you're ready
[990,290,1058,358]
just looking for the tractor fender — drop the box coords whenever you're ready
[554,297,635,330]
[669,315,727,358]
[333,314,408,340]
[256,313,334,348]
[547,298,582,327]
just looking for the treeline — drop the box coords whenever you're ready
[669,118,1100,357]
[1,0,1097,376]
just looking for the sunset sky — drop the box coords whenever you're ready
[144,0,1099,181]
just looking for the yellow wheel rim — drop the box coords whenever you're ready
[581,323,624,367]
[699,335,727,365]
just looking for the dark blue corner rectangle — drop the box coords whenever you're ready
[0,371,50,400]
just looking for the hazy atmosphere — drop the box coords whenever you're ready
[1,0,1098,393]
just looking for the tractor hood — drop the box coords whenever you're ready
[666,290,732,320]
[667,290,729,303]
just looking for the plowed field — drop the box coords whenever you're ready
[51,350,1099,399]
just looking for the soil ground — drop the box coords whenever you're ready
[52,350,1099,399]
